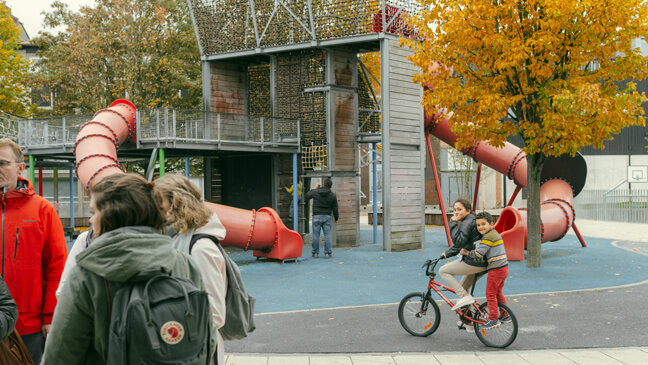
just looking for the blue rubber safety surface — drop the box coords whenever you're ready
[224,225,648,314]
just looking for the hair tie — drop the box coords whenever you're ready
[147,182,155,189]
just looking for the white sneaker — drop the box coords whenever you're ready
[465,324,475,333]
[451,295,475,311]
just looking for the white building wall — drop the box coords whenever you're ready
[582,155,648,190]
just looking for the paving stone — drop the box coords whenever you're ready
[560,350,623,365]
[602,349,648,364]
[393,354,441,365]
[434,353,486,365]
[225,355,268,365]
[517,351,575,365]
[350,355,396,365]
[477,353,531,365]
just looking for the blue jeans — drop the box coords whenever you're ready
[288,196,303,219]
[312,215,332,255]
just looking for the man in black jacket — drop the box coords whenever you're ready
[305,178,339,259]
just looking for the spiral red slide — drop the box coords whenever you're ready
[424,110,587,261]
[75,100,303,261]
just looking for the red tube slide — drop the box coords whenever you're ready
[75,100,303,261]
[425,111,584,261]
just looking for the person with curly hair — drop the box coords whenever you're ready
[156,175,227,365]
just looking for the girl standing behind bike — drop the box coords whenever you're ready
[438,198,487,315]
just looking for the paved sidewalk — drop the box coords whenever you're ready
[224,347,648,364]
[565,219,648,242]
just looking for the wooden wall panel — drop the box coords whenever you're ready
[385,41,424,251]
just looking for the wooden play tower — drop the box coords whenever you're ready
[187,0,426,251]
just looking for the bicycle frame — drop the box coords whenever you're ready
[422,261,488,325]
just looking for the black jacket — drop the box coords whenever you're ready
[305,186,339,221]
[444,214,486,267]
[0,277,18,340]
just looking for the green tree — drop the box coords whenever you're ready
[31,0,201,114]
[404,0,648,267]
[0,0,35,116]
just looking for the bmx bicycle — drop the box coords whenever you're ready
[398,258,518,348]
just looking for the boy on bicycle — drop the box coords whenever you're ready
[460,212,509,329]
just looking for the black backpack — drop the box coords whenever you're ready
[189,234,256,341]
[106,253,214,364]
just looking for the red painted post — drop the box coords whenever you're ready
[571,223,588,247]
[425,132,453,247]
[507,185,522,207]
[38,165,43,196]
[473,163,482,211]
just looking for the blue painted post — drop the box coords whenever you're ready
[69,167,75,230]
[292,153,298,232]
[372,143,378,244]
[185,157,190,178]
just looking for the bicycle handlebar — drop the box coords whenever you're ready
[424,258,441,276]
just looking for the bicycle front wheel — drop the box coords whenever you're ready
[474,302,518,348]
[398,292,440,337]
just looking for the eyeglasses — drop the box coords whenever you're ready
[0,160,22,168]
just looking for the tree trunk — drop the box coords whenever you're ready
[526,152,546,268]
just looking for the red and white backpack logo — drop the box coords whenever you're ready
[160,321,185,344]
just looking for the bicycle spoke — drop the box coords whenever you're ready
[474,302,518,348]
[398,292,440,337]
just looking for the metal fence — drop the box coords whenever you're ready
[574,189,648,223]
[17,109,300,151]
[18,114,94,148]
[136,108,300,148]
[0,111,20,139]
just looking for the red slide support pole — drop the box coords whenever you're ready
[473,163,482,211]
[425,131,453,247]
[507,185,522,207]
[571,223,588,247]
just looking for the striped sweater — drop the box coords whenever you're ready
[467,229,508,271]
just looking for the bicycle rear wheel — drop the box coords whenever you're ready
[474,302,518,348]
[398,292,440,337]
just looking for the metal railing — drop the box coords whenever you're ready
[18,114,93,148]
[136,109,300,150]
[17,109,300,152]
[574,189,648,223]
[0,111,20,139]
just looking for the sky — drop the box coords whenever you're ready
[5,0,95,39]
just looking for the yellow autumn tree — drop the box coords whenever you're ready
[403,0,648,267]
[0,0,34,116]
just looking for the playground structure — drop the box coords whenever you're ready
[188,0,427,252]
[421,63,588,260]
[19,0,594,260]
[74,99,303,261]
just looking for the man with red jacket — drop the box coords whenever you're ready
[0,138,67,364]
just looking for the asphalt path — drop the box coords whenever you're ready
[227,281,648,353]
[221,224,648,354]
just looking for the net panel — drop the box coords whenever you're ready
[189,0,421,55]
